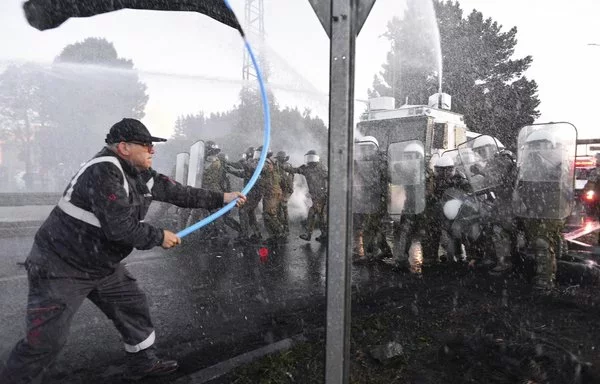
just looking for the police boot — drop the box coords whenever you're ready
[489,227,513,275]
[407,240,423,274]
[353,231,366,260]
[124,346,178,381]
[532,237,555,291]
[299,232,312,241]
[315,233,327,242]
[356,231,365,257]
[302,211,318,241]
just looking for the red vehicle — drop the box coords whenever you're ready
[575,156,599,216]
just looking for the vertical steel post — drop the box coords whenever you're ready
[325,0,356,382]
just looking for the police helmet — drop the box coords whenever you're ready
[305,149,320,164]
[497,149,516,163]
[434,155,456,177]
[275,150,289,162]
[472,135,497,160]
[242,146,255,161]
[525,130,556,150]
[357,135,379,147]
[434,155,455,168]
[443,199,463,220]
[254,145,273,160]
[205,140,221,156]
[403,142,425,159]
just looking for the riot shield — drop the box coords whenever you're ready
[187,140,205,188]
[387,140,426,218]
[514,122,577,219]
[457,135,501,192]
[352,141,383,214]
[175,152,190,185]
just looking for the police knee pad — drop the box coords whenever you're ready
[532,237,550,251]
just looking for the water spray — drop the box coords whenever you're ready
[176,0,271,238]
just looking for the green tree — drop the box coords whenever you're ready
[40,37,149,168]
[371,0,540,147]
[152,87,328,174]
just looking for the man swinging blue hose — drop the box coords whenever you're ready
[2,1,271,382]
[0,119,247,383]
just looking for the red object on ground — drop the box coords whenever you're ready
[258,247,269,262]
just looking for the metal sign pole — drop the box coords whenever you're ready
[307,0,376,382]
[325,0,356,382]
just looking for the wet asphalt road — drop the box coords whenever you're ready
[2,204,595,382]
[0,218,403,382]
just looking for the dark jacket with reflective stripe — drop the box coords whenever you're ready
[30,148,224,278]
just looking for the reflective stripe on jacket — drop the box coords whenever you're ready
[30,147,224,277]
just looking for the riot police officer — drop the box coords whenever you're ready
[187,140,231,236]
[289,150,328,242]
[386,141,426,271]
[353,136,380,260]
[255,146,286,242]
[204,151,242,235]
[226,146,263,240]
[423,155,471,264]
[275,151,294,236]
[486,148,518,273]
[515,127,575,290]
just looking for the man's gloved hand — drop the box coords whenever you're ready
[162,230,181,249]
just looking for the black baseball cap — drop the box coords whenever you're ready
[105,118,167,144]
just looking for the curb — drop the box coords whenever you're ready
[173,334,307,384]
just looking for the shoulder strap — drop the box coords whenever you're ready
[57,156,130,227]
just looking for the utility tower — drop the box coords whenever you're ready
[242,0,265,81]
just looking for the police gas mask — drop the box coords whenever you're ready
[435,166,456,179]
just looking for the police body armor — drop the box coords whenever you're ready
[387,140,426,219]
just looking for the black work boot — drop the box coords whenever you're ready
[124,347,178,381]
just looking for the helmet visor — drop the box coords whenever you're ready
[305,154,320,163]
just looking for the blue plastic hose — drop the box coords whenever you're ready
[177,1,270,238]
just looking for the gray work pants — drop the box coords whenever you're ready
[0,248,155,384]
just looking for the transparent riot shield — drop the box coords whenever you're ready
[457,135,501,192]
[352,141,383,214]
[387,140,426,218]
[175,152,190,185]
[187,140,205,188]
[514,122,577,219]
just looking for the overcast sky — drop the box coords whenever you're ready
[0,0,599,139]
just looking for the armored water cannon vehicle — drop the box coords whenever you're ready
[357,93,478,157]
